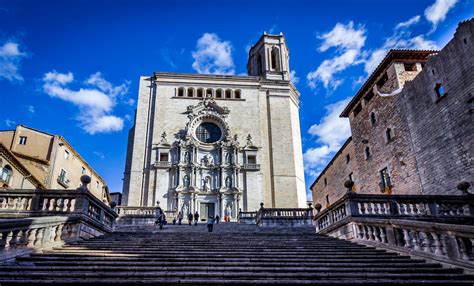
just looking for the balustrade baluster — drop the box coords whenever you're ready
[402,229,412,248]
[456,237,470,260]
[412,231,421,251]
[34,228,44,246]
[26,229,37,247]
[380,227,387,243]
[419,232,430,253]
[431,233,444,256]
[373,227,380,242]
[367,226,373,241]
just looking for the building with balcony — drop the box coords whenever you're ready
[0,125,111,203]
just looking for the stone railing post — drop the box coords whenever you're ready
[30,191,41,212]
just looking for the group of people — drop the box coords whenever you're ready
[156,209,232,231]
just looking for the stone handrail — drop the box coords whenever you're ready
[115,206,161,226]
[0,189,117,229]
[256,207,314,227]
[0,215,113,261]
[313,193,474,269]
[314,193,474,232]
[238,211,257,224]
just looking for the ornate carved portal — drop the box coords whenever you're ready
[160,98,254,221]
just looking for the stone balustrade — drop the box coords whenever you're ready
[313,193,474,269]
[238,211,256,224]
[115,206,161,226]
[256,206,314,227]
[0,189,117,228]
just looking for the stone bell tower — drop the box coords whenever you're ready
[247,32,290,81]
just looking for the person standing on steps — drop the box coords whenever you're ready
[187,213,193,226]
[215,215,220,224]
[158,211,166,230]
[207,216,215,232]
[194,211,199,226]
[178,211,183,225]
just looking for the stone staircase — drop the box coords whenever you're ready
[0,223,473,285]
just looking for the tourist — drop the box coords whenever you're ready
[178,211,183,225]
[194,211,199,226]
[215,215,220,224]
[158,211,166,230]
[207,216,215,232]
[187,213,193,226]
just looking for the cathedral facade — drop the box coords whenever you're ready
[122,33,306,220]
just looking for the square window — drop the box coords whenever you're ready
[247,155,256,164]
[159,153,169,162]
[18,136,27,145]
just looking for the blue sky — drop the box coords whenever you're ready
[1,0,473,199]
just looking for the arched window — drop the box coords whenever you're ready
[234,90,241,99]
[187,88,194,97]
[206,88,213,98]
[385,128,393,142]
[0,165,13,185]
[225,89,232,99]
[365,147,371,160]
[197,88,204,98]
[216,89,223,98]
[257,55,263,74]
[370,112,376,125]
[271,47,280,71]
[435,83,446,98]
[177,87,185,97]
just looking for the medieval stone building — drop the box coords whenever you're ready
[122,33,307,220]
[312,19,473,209]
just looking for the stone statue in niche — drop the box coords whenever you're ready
[225,152,232,164]
[181,202,189,216]
[202,176,211,191]
[225,202,233,218]
[225,176,232,188]
[183,151,190,163]
[183,175,190,188]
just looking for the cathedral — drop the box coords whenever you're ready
[122,33,306,220]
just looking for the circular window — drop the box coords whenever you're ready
[195,122,222,143]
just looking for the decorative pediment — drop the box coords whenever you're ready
[186,98,230,118]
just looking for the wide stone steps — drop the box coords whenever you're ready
[1,224,472,285]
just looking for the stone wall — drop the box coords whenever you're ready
[398,20,474,195]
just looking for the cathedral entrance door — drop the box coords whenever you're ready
[199,203,215,221]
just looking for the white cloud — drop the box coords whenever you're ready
[307,22,366,91]
[363,16,439,74]
[0,41,27,82]
[192,33,235,75]
[42,71,129,135]
[290,70,299,84]
[4,118,16,128]
[395,15,421,29]
[93,151,105,159]
[424,0,458,30]
[27,105,35,114]
[304,98,352,177]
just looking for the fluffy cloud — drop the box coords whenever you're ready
[364,16,438,74]
[290,70,300,84]
[424,0,458,30]
[0,41,27,82]
[304,98,352,177]
[307,22,366,90]
[192,33,235,75]
[27,105,35,114]
[42,71,129,134]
